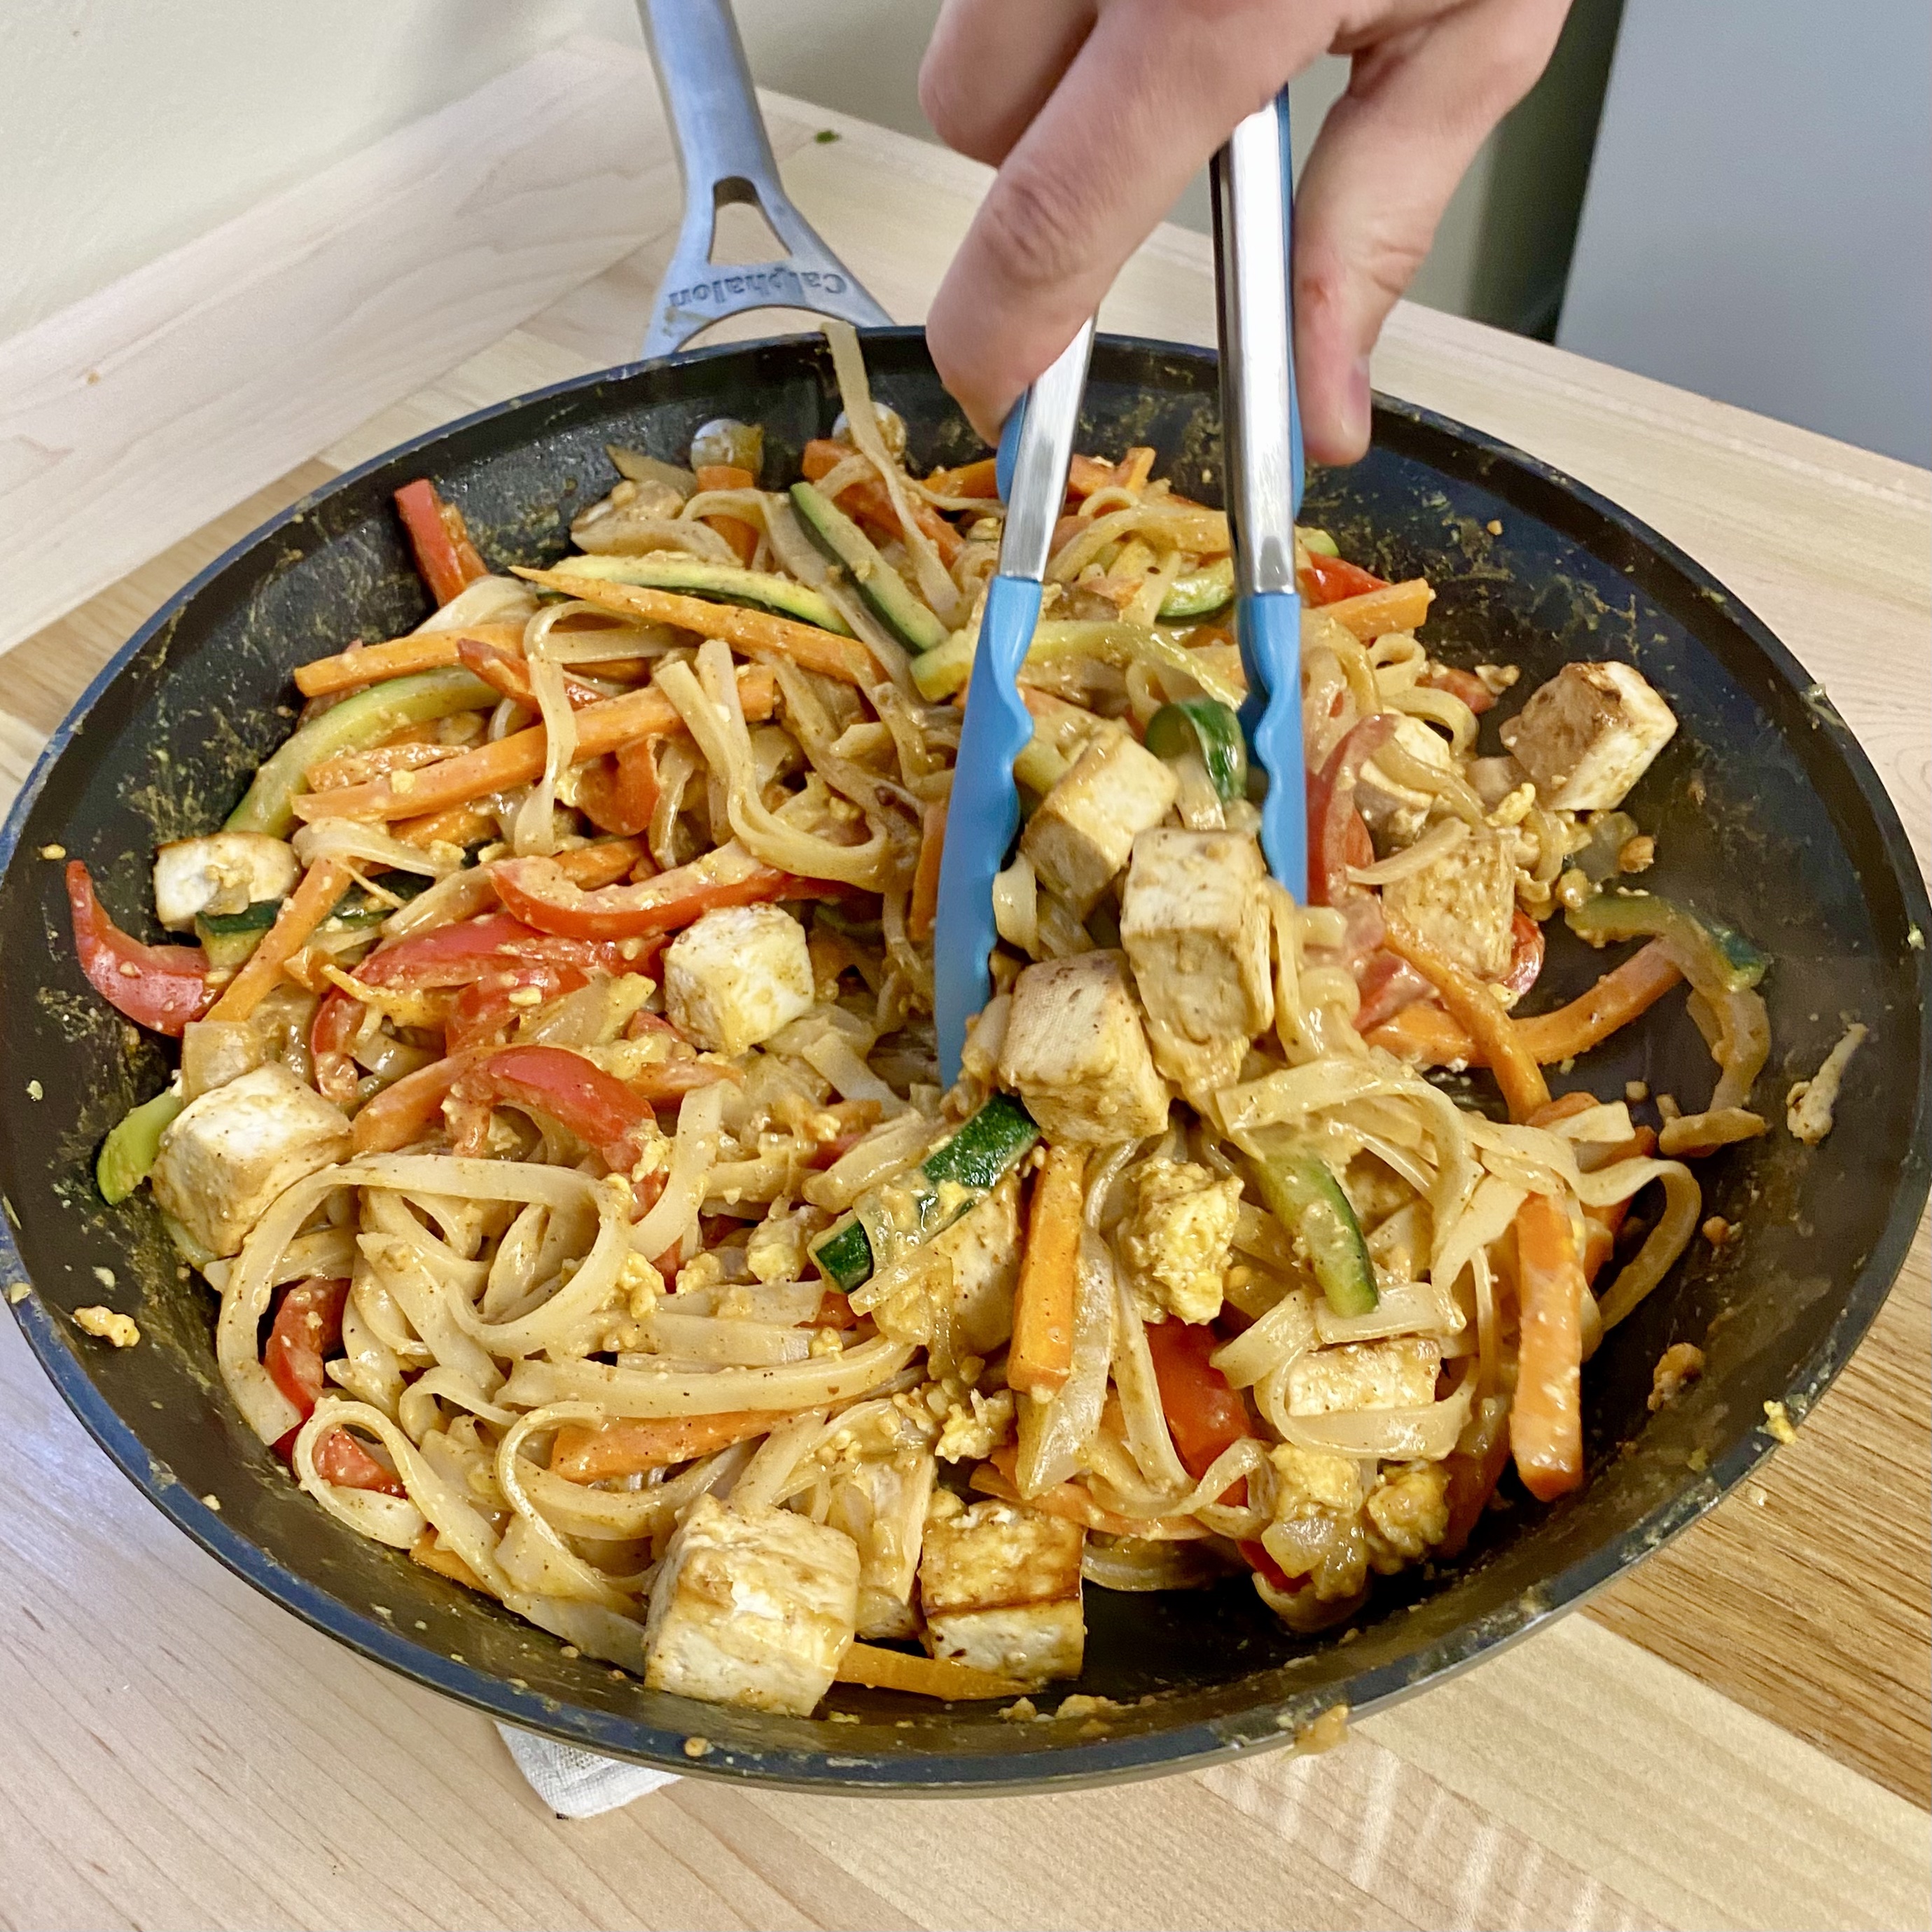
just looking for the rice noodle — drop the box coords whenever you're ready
[822,321,961,628]
[658,650,890,888]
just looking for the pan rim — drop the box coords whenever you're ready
[3,327,1926,1792]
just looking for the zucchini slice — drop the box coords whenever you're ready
[811,1094,1039,1293]
[97,1088,184,1206]
[1159,557,1234,620]
[1144,698,1248,802]
[790,480,947,653]
[1251,1144,1377,1317]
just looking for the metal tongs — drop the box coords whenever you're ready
[936,93,1306,1081]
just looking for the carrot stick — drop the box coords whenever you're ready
[1317,578,1434,639]
[908,798,947,943]
[1008,1144,1085,1396]
[293,665,776,823]
[394,480,489,606]
[926,456,999,498]
[514,569,874,683]
[1365,940,1683,1069]
[1383,924,1549,1122]
[835,1643,1028,1701]
[394,804,495,849]
[410,1529,489,1592]
[550,1410,779,1482]
[294,625,522,697]
[553,838,651,888]
[206,860,352,1022]
[695,463,760,564]
[1510,1191,1586,1501]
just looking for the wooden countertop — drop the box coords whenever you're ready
[1,51,1926,1932]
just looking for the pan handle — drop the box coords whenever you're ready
[636,0,892,359]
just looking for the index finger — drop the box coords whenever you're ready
[925,0,1333,440]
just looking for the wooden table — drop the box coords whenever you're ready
[2,57,1927,1932]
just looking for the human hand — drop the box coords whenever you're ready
[919,0,1570,458]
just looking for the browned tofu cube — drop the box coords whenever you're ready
[919,1499,1085,1683]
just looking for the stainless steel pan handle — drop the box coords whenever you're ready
[636,0,892,359]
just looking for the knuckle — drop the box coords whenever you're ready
[975,162,1091,293]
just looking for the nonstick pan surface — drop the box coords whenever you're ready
[3,328,1926,1791]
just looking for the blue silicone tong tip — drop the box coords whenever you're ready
[934,326,1095,1085]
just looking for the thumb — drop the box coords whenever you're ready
[1293,0,1569,464]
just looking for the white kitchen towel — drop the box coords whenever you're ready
[499,1723,679,1818]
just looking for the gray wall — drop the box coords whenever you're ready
[1559,0,1932,464]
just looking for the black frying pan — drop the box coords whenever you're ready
[1,325,1926,1791]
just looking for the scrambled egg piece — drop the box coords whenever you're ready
[1364,1464,1450,1570]
[1120,1158,1242,1325]
[74,1305,140,1349]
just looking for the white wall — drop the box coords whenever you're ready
[1559,0,1931,464]
[0,0,1494,341]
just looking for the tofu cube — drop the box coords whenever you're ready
[1382,828,1517,981]
[919,1499,1085,1683]
[996,951,1169,1145]
[152,833,298,931]
[1287,1337,1443,1417]
[642,1494,859,1716]
[1120,1158,1243,1325]
[1120,829,1273,1094]
[1499,662,1678,812]
[930,1172,1022,1356]
[150,1062,351,1258]
[1356,716,1456,847]
[664,903,814,1056]
[1021,734,1179,915]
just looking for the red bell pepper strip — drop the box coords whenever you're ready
[310,1428,409,1496]
[1305,714,1398,913]
[263,1277,350,1419]
[494,842,813,943]
[349,1052,475,1155]
[1498,909,1547,1003]
[1300,553,1388,606]
[354,912,640,988]
[1142,1321,1302,1591]
[1144,1321,1253,1489]
[394,479,487,606]
[444,962,589,1056]
[66,861,215,1036]
[311,991,364,1105]
[455,1044,655,1173]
